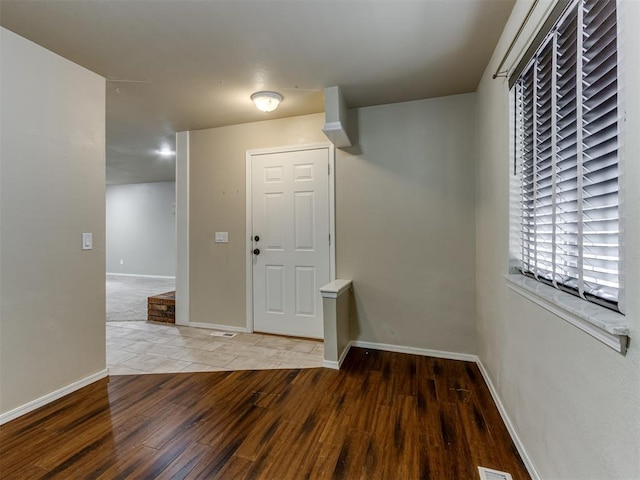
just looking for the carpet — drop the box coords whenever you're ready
[106,275,175,322]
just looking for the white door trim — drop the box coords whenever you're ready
[245,142,336,334]
[175,131,190,326]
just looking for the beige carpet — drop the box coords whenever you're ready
[106,274,175,322]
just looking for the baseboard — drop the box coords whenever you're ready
[475,359,540,480]
[106,273,176,280]
[323,341,353,370]
[350,340,478,363]
[337,341,353,367]
[0,369,109,426]
[188,322,248,333]
[322,360,339,369]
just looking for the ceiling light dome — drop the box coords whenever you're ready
[251,91,283,113]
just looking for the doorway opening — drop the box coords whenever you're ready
[105,181,177,323]
[106,275,174,322]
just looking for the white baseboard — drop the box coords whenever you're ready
[350,340,478,363]
[322,359,339,369]
[0,369,109,426]
[188,322,248,333]
[106,273,176,280]
[475,359,540,480]
[338,341,353,367]
[323,341,353,370]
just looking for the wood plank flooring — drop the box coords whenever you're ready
[0,348,530,479]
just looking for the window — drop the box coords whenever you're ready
[513,0,621,312]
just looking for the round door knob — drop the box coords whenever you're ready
[254,235,260,242]
[253,248,260,255]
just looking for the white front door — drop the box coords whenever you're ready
[250,146,330,339]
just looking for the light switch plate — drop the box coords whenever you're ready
[82,232,93,250]
[214,232,228,243]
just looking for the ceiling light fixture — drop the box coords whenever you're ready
[158,147,174,157]
[251,91,283,113]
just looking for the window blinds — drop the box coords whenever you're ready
[515,0,620,311]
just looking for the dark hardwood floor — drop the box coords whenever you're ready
[0,348,530,479]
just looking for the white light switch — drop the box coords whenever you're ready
[82,232,93,250]
[214,232,228,243]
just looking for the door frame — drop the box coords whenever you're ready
[245,142,336,334]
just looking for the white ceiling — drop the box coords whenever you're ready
[0,0,515,184]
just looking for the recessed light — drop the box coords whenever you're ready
[158,147,174,157]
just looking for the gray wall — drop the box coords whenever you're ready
[475,1,640,477]
[106,182,176,277]
[0,28,106,415]
[187,96,477,356]
[337,95,477,354]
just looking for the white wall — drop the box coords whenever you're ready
[475,2,640,478]
[0,28,106,415]
[106,182,176,277]
[337,94,477,354]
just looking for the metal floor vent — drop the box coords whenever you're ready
[210,331,237,338]
[477,467,513,480]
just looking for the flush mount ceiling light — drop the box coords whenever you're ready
[251,91,283,113]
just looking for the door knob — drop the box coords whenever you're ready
[254,235,260,242]
[253,248,260,255]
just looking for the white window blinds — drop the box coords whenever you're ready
[514,0,620,311]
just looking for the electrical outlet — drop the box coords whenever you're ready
[120,259,124,265]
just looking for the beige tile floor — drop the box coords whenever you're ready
[107,321,324,375]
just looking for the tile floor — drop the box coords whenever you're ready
[107,321,324,375]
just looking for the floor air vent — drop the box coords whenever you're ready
[210,332,237,338]
[478,467,513,480]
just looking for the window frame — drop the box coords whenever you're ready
[507,0,629,354]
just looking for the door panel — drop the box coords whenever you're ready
[265,265,285,314]
[251,147,329,339]
[295,266,316,316]
[294,191,315,250]
[265,193,285,250]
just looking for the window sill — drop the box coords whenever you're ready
[506,274,630,354]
